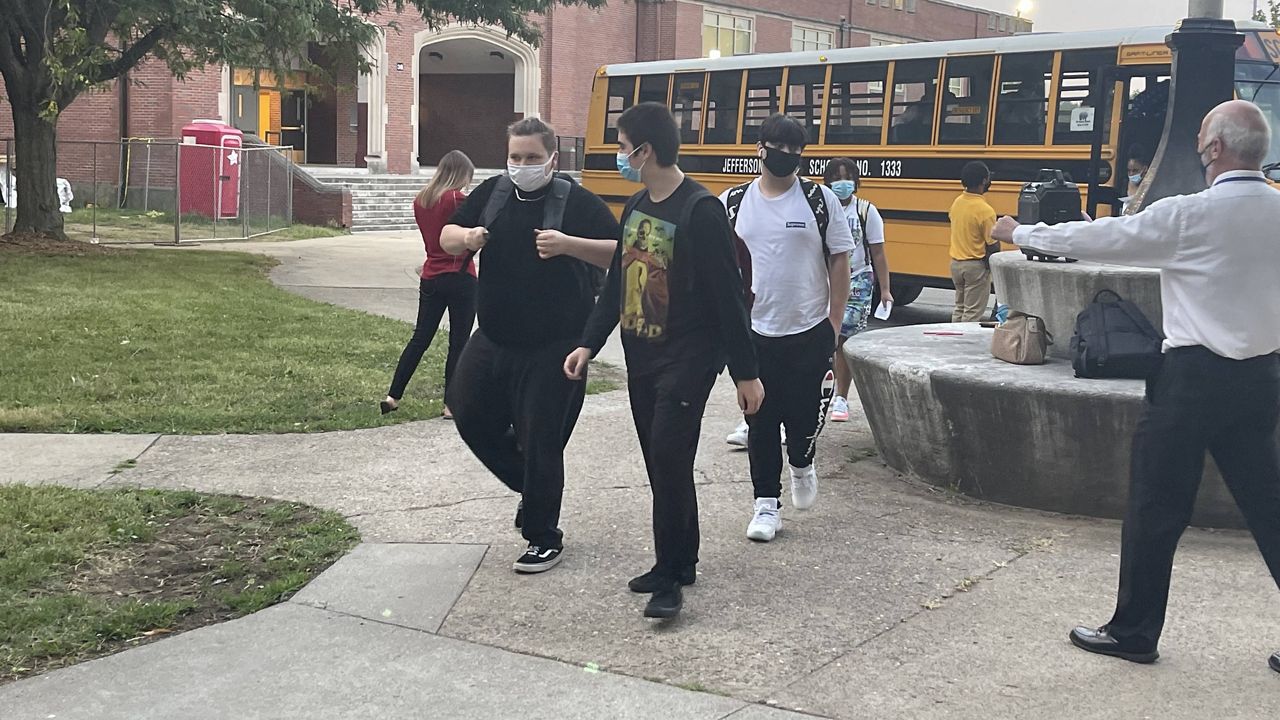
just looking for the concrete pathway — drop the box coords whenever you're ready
[2,234,1277,719]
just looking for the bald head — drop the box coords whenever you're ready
[1197,100,1272,183]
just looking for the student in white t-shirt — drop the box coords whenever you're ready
[823,158,892,423]
[718,113,855,542]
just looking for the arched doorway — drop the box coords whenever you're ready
[414,26,540,169]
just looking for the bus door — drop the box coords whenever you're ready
[1085,65,1169,218]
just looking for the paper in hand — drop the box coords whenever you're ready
[873,300,893,321]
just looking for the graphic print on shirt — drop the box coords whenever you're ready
[621,210,675,340]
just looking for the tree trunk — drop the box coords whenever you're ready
[8,100,66,240]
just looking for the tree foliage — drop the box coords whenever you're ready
[0,0,606,238]
[1255,0,1280,28]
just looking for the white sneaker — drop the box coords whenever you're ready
[790,464,818,510]
[746,498,782,542]
[830,396,850,422]
[726,420,749,448]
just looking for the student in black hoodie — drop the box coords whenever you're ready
[564,103,763,619]
[441,117,620,575]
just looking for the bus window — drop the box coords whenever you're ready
[939,55,994,145]
[785,66,828,137]
[825,62,889,145]
[604,76,636,144]
[672,73,706,145]
[1236,63,1280,166]
[1053,49,1116,145]
[743,68,783,144]
[889,59,939,145]
[993,52,1052,145]
[639,74,670,105]
[705,71,743,144]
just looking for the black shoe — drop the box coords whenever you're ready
[1068,626,1159,664]
[379,400,398,415]
[628,566,696,593]
[514,501,523,529]
[513,544,562,573]
[1270,651,1279,674]
[644,581,683,619]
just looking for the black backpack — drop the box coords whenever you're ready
[723,177,831,309]
[1069,289,1164,379]
[480,173,607,297]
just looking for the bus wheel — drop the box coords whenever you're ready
[886,282,923,307]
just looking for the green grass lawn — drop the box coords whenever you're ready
[0,249,450,433]
[0,485,358,682]
[63,207,348,244]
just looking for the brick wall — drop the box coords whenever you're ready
[419,74,517,168]
[541,2,636,142]
[292,172,352,228]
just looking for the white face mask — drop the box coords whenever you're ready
[507,158,554,192]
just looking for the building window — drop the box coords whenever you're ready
[988,14,997,30]
[870,35,905,47]
[906,0,917,11]
[703,10,753,58]
[894,0,904,9]
[791,26,834,53]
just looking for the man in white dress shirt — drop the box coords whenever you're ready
[993,100,1280,674]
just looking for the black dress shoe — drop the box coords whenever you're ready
[1269,651,1279,674]
[379,400,398,415]
[1069,626,1159,664]
[644,581,683,619]
[628,566,696,593]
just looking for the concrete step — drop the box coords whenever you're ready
[352,223,418,233]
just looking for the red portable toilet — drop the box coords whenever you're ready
[179,120,243,219]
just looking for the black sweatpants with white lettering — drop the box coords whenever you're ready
[747,321,836,500]
[448,331,586,550]
[628,359,720,580]
[1107,347,1280,650]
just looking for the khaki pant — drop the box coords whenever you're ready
[950,259,991,322]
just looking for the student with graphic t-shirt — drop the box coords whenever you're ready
[719,113,855,543]
[566,103,763,619]
[441,118,620,575]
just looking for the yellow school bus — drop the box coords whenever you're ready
[583,22,1280,305]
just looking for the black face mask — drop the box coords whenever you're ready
[762,147,802,177]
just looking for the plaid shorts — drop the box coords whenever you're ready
[840,270,876,338]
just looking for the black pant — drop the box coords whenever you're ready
[387,274,477,400]
[748,321,836,500]
[447,331,586,549]
[1107,347,1280,649]
[628,360,720,579]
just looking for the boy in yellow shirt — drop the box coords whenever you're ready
[948,161,998,322]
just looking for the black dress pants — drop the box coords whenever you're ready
[1107,347,1280,649]
[387,274,477,400]
[448,331,586,549]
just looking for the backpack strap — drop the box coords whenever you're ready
[724,182,752,230]
[798,178,830,256]
[541,177,573,231]
[480,175,514,229]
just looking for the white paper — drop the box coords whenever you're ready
[874,300,893,321]
[1070,107,1095,132]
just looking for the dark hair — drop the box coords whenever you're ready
[1127,144,1153,167]
[617,102,681,167]
[823,157,861,185]
[508,117,557,154]
[759,113,809,150]
[961,161,990,190]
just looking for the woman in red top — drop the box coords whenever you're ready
[382,150,476,419]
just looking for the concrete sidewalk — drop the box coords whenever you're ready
[3,234,1277,719]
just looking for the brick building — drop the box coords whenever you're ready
[1,0,1031,176]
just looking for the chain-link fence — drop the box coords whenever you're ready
[1,138,295,243]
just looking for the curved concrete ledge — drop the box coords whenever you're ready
[845,323,1254,528]
[990,251,1162,360]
